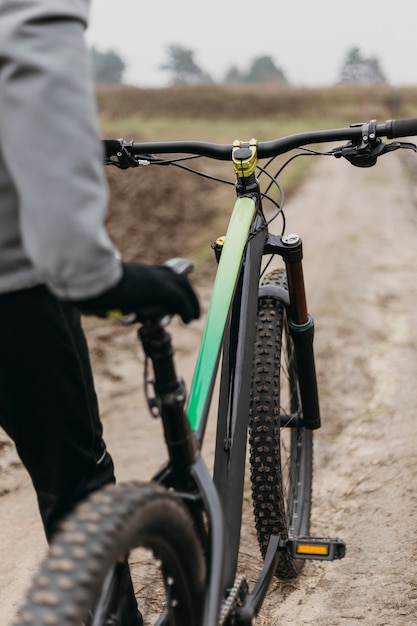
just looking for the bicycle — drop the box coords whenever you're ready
[13,117,417,626]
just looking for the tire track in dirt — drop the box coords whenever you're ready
[260,148,417,625]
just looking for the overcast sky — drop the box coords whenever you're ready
[87,1,417,87]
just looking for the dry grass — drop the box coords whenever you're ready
[96,83,417,125]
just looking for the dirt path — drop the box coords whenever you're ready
[2,147,417,625]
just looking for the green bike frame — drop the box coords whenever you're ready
[186,195,258,438]
[187,143,272,590]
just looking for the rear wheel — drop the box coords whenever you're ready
[14,482,206,626]
[249,269,313,579]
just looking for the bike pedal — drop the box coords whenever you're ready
[283,536,346,561]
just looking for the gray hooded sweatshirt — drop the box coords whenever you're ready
[0,0,122,299]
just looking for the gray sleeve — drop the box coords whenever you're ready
[0,0,123,299]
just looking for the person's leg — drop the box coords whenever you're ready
[0,285,115,539]
[0,286,142,624]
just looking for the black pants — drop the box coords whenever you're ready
[0,285,139,623]
[0,285,115,539]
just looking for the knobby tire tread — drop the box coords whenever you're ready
[14,481,205,626]
[249,269,313,579]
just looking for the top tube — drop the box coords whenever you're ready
[124,118,417,161]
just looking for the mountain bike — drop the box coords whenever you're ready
[14,117,417,626]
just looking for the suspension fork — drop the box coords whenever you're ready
[264,233,321,429]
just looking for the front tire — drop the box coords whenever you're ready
[249,269,313,579]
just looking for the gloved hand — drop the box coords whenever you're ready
[74,262,200,323]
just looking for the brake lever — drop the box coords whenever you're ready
[331,119,417,167]
[390,141,417,153]
[332,139,417,167]
[103,139,160,169]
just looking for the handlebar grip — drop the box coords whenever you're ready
[386,118,417,139]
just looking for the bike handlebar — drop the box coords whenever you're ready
[104,117,417,162]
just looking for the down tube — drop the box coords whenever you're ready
[186,196,257,441]
[213,219,267,589]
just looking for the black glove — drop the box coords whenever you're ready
[74,263,200,323]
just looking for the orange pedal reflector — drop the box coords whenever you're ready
[296,543,329,556]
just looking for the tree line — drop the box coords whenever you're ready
[90,44,387,86]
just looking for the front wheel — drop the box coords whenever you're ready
[14,482,206,626]
[249,269,313,579]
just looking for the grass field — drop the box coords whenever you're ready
[96,83,417,127]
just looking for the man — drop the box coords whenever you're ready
[0,1,199,624]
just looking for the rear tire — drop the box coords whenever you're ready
[249,269,313,579]
[14,482,206,625]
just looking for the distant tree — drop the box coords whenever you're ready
[339,46,387,85]
[160,44,211,85]
[90,46,126,84]
[224,65,243,83]
[245,56,287,83]
[225,55,287,84]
